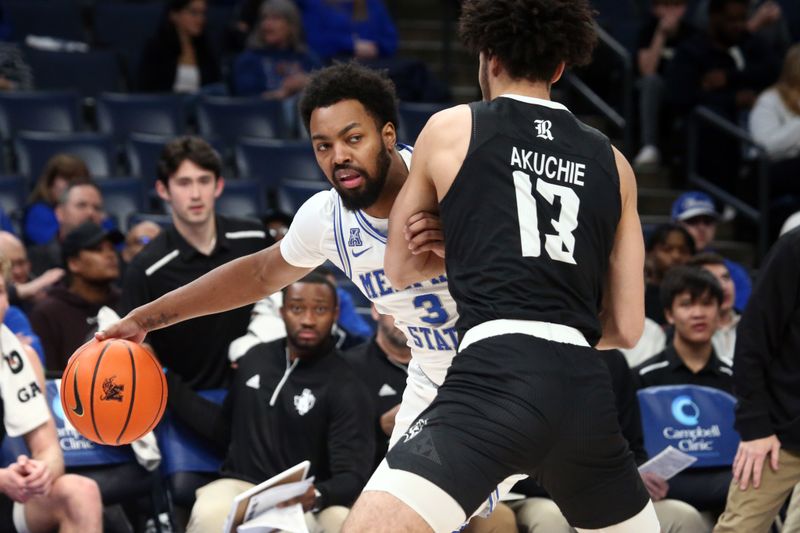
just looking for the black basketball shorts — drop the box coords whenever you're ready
[373,326,650,531]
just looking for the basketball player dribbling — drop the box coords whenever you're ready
[342,0,661,532]
[98,63,517,528]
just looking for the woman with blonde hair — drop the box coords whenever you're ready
[23,154,89,245]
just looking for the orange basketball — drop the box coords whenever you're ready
[60,339,168,446]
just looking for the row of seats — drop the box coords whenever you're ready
[0,173,329,231]
[2,0,234,89]
[0,91,445,153]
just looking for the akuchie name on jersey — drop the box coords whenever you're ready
[510,146,585,186]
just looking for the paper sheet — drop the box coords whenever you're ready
[638,445,698,480]
[237,503,308,533]
[244,478,314,522]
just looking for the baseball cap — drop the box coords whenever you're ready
[671,191,719,222]
[62,222,124,261]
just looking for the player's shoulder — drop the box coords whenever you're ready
[127,228,173,270]
[296,187,338,216]
[425,104,471,133]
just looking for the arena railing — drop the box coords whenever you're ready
[561,23,634,155]
[687,106,770,260]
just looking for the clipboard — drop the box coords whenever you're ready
[224,461,311,533]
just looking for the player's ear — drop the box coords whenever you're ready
[551,62,566,84]
[382,121,397,149]
[664,307,675,326]
[155,180,170,202]
[213,176,225,199]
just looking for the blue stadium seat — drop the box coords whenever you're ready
[637,384,740,468]
[15,131,116,179]
[126,133,169,185]
[127,212,173,230]
[398,102,450,145]
[3,0,85,42]
[217,178,266,218]
[197,97,287,146]
[92,2,162,88]
[235,139,325,187]
[96,177,146,232]
[0,174,27,221]
[277,179,330,214]
[0,91,81,140]
[97,93,186,143]
[26,48,124,98]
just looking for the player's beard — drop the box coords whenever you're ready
[334,145,392,212]
[379,321,408,350]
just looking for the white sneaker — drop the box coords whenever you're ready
[633,145,660,168]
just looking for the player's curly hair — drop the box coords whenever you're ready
[459,0,597,82]
[299,62,399,134]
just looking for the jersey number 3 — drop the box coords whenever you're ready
[513,170,579,265]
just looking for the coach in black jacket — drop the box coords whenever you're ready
[166,273,374,533]
[716,227,800,532]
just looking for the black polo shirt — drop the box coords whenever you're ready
[341,338,408,469]
[121,215,270,389]
[633,345,733,393]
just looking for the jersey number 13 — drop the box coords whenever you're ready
[513,170,579,265]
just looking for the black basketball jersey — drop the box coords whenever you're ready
[439,95,621,346]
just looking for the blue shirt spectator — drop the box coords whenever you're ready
[5,305,44,365]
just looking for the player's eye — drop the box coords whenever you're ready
[348,135,362,144]
[315,143,329,152]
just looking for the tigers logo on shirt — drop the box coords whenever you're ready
[294,388,316,416]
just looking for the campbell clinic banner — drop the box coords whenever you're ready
[637,385,741,468]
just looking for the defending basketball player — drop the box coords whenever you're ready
[356,0,660,532]
[98,64,516,528]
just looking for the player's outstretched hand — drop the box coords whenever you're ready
[404,211,445,258]
[95,315,148,344]
[733,434,781,490]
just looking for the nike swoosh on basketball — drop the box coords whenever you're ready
[71,362,84,416]
[352,247,372,258]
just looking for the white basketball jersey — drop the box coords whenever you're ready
[280,146,458,384]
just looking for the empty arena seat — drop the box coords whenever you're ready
[15,131,116,179]
[235,138,325,186]
[0,91,81,139]
[216,178,266,218]
[197,97,287,146]
[637,384,740,468]
[277,179,330,214]
[0,174,27,220]
[96,177,146,232]
[26,48,124,98]
[398,102,450,145]
[97,93,186,143]
[3,0,86,42]
[92,2,162,87]
[126,133,170,185]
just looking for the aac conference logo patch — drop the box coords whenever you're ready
[671,395,700,426]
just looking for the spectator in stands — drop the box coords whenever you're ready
[30,222,122,372]
[0,270,103,533]
[24,154,90,246]
[233,0,321,134]
[0,231,63,315]
[138,0,222,93]
[299,0,397,63]
[671,191,752,311]
[0,42,33,91]
[634,266,733,516]
[28,180,105,277]
[315,266,371,348]
[120,220,161,265]
[0,254,44,365]
[512,349,711,532]
[167,273,373,533]
[634,0,695,168]
[750,43,800,203]
[645,223,696,325]
[693,0,791,54]
[688,252,739,362]
[121,136,269,390]
[666,0,781,183]
[232,0,321,99]
[714,227,800,531]
[261,208,292,242]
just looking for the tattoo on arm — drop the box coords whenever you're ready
[140,312,179,330]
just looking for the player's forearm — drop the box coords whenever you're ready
[129,244,304,332]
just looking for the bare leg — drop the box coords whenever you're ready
[24,474,103,533]
[342,491,433,533]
